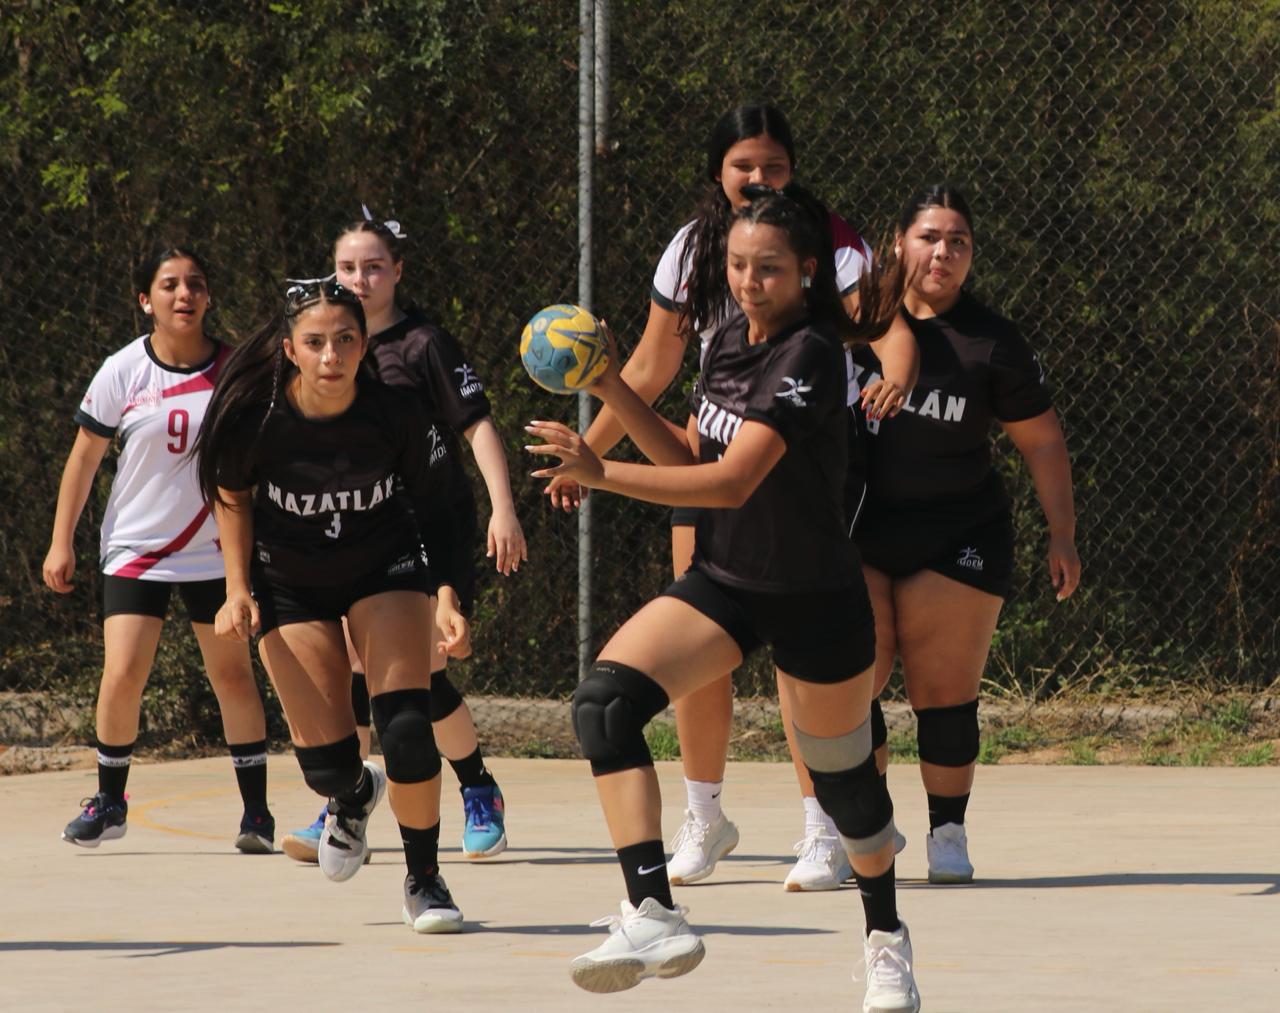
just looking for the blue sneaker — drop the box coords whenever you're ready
[461,784,507,858]
[282,807,326,864]
[62,792,127,848]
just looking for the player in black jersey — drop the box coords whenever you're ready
[853,185,1080,885]
[195,280,472,934]
[528,186,921,1011]
[279,212,519,865]
[546,104,918,891]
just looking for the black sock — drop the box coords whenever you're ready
[400,822,441,881]
[927,792,970,830]
[617,840,674,910]
[229,739,269,813]
[854,861,900,935]
[450,747,496,790]
[96,740,134,802]
[336,764,374,810]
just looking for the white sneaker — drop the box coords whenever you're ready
[784,827,852,891]
[318,761,386,883]
[861,921,921,1013]
[402,872,464,934]
[667,810,739,885]
[926,822,974,883]
[570,897,705,993]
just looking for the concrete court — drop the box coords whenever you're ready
[2,757,1277,1012]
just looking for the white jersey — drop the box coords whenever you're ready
[75,335,229,581]
[650,211,874,355]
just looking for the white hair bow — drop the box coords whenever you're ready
[361,203,407,239]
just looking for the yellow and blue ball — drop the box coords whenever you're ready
[519,304,609,394]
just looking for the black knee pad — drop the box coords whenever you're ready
[428,670,464,722]
[295,734,363,798]
[571,661,670,776]
[915,698,980,767]
[809,752,896,855]
[870,698,887,751]
[350,672,371,728]
[370,689,442,784]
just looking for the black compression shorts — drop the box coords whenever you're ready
[660,567,875,684]
[670,506,703,528]
[101,574,224,624]
[253,549,433,635]
[857,503,1015,598]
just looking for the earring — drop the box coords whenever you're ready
[801,275,812,289]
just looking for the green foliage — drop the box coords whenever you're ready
[644,722,681,761]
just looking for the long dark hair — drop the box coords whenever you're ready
[132,245,211,297]
[733,183,907,347]
[194,280,367,507]
[897,184,974,238]
[677,104,797,340]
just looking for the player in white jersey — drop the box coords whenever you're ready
[42,248,274,852]
[546,104,917,891]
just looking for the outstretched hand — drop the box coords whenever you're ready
[543,474,586,511]
[525,420,604,487]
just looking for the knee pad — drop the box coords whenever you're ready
[350,672,371,728]
[870,698,887,751]
[571,661,670,776]
[295,734,363,798]
[795,717,895,855]
[370,689,442,784]
[428,670,464,723]
[915,698,979,767]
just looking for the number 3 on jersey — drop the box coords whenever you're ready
[324,512,342,539]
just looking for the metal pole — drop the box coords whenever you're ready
[594,0,610,156]
[576,0,595,684]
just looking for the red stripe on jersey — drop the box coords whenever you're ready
[112,504,213,578]
[828,212,868,255]
[163,346,229,399]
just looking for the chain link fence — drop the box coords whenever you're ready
[1,1,1276,761]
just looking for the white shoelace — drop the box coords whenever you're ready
[587,903,689,935]
[793,829,840,864]
[670,814,711,854]
[859,939,913,990]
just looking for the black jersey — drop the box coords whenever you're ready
[852,291,1052,506]
[366,311,490,506]
[689,316,859,593]
[217,380,455,588]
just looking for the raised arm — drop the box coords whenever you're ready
[1001,408,1080,601]
[42,428,111,593]
[528,417,784,510]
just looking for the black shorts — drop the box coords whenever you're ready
[670,507,703,529]
[660,568,876,684]
[101,574,224,624]
[253,549,433,635]
[857,503,1015,598]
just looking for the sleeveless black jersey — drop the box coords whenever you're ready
[217,380,455,588]
[690,316,860,593]
[366,311,490,510]
[851,291,1052,507]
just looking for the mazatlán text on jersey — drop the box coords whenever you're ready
[696,397,744,446]
[851,365,967,423]
[265,475,396,517]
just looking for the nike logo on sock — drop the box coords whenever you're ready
[637,863,665,876]
[711,791,721,799]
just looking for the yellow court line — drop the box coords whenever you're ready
[129,786,237,841]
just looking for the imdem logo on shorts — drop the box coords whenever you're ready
[386,552,418,577]
[957,547,984,571]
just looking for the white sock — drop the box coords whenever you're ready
[803,795,837,836]
[686,778,724,824]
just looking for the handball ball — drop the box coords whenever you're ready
[520,304,609,394]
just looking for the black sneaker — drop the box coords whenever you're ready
[235,810,276,854]
[62,793,127,848]
[402,872,464,934]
